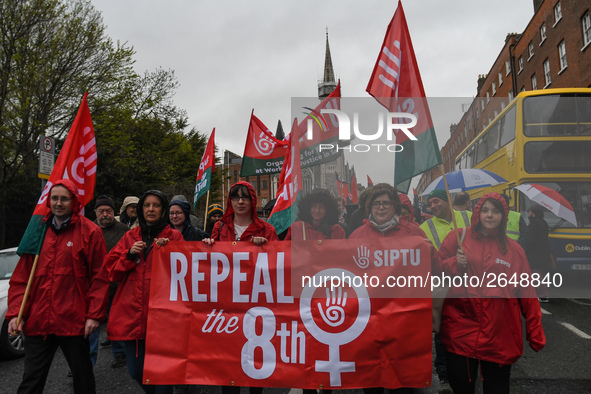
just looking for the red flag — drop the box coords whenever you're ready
[351,173,358,204]
[18,93,97,255]
[366,0,441,192]
[268,120,302,234]
[194,129,215,205]
[367,175,374,187]
[241,111,288,176]
[343,182,351,205]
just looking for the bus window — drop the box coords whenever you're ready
[499,106,516,147]
[524,141,591,173]
[467,146,476,168]
[524,95,591,136]
[455,158,462,170]
[487,122,500,156]
[475,133,488,164]
[462,153,468,170]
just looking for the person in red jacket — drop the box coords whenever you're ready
[7,179,109,394]
[106,190,182,394]
[349,184,430,394]
[202,181,277,394]
[285,188,345,241]
[437,192,545,394]
[204,181,278,245]
[349,184,426,239]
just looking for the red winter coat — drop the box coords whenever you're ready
[211,181,278,242]
[437,192,545,365]
[106,225,182,340]
[7,179,109,336]
[285,221,345,240]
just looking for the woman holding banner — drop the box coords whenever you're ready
[437,193,545,394]
[349,184,428,393]
[285,188,345,241]
[106,190,183,394]
[202,181,278,394]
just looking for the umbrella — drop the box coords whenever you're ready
[514,183,577,226]
[421,169,508,196]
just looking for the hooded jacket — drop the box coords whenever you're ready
[106,190,182,341]
[116,196,139,228]
[169,199,208,241]
[7,179,109,336]
[211,181,278,242]
[437,192,545,365]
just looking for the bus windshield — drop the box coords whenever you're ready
[519,181,591,230]
[523,94,591,136]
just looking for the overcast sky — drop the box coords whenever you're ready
[93,0,535,187]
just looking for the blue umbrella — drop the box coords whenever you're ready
[421,169,508,196]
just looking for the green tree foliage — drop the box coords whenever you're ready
[0,0,213,246]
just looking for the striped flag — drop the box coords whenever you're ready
[194,129,216,207]
[18,93,97,255]
[366,0,441,193]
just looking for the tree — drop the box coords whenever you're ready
[0,0,209,246]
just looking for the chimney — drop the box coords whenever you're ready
[477,74,487,94]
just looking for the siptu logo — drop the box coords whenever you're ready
[353,245,371,269]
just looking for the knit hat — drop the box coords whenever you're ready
[94,195,115,210]
[428,189,448,202]
[208,203,224,218]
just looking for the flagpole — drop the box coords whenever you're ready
[203,190,210,230]
[439,164,462,247]
[15,254,40,331]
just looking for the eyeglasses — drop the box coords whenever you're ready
[51,196,72,203]
[371,201,393,209]
[169,212,184,216]
[230,196,251,202]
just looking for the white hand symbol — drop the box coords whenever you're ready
[317,287,348,327]
[353,245,371,268]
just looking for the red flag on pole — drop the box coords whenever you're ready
[367,175,374,187]
[366,0,441,192]
[194,129,215,206]
[240,111,288,176]
[18,93,97,255]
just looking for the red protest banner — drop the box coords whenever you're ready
[144,238,432,390]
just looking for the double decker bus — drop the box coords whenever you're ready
[454,88,591,272]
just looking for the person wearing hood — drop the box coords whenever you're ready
[169,199,208,241]
[203,181,278,245]
[171,194,202,229]
[202,182,277,394]
[116,196,139,228]
[285,188,345,241]
[106,190,183,394]
[437,192,545,394]
[7,179,109,394]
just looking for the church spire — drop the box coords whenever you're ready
[318,28,337,99]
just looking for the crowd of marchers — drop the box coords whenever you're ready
[6,179,551,394]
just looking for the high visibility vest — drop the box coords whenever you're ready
[506,210,521,241]
[420,210,472,250]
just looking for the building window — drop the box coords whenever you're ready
[234,170,238,182]
[521,86,526,92]
[528,41,534,60]
[531,74,537,90]
[583,12,591,48]
[540,23,547,44]
[486,91,490,103]
[518,56,523,73]
[558,40,568,71]
[505,59,511,75]
[509,91,514,101]
[262,179,268,190]
[554,2,562,26]
[498,71,503,86]
[492,82,496,96]
[543,59,551,87]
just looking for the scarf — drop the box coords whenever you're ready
[369,214,399,233]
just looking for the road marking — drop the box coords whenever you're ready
[558,322,591,339]
[540,307,551,315]
[567,298,591,306]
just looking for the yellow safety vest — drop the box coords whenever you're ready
[420,210,472,250]
[506,210,521,241]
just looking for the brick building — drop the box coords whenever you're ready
[417,0,591,194]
